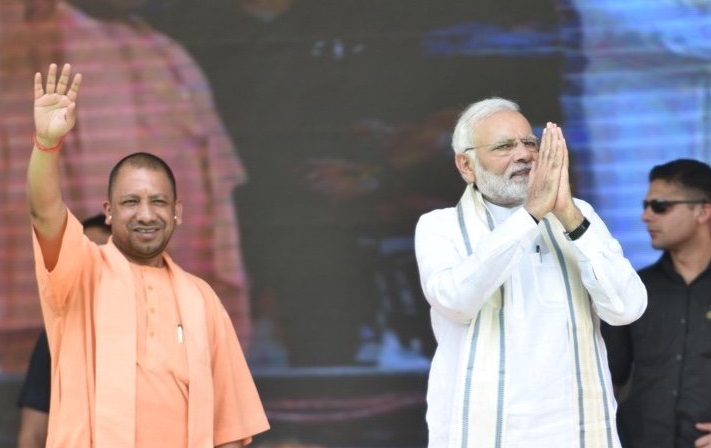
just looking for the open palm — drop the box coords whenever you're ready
[34,63,82,142]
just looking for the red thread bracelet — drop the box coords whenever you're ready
[33,133,64,152]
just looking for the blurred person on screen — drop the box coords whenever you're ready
[142,0,415,367]
[602,159,711,448]
[0,0,251,374]
[414,97,647,447]
[16,214,110,448]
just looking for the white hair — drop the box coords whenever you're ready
[451,97,520,154]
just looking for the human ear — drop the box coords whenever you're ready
[174,201,184,225]
[103,202,111,224]
[698,202,711,223]
[455,152,476,184]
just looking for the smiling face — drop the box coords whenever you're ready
[104,165,182,267]
[456,110,537,206]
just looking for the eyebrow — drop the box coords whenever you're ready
[117,193,172,200]
[494,134,537,141]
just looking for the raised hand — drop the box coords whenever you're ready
[549,124,584,229]
[34,63,82,146]
[524,122,564,221]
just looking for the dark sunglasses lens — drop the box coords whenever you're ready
[643,200,669,214]
[652,202,669,213]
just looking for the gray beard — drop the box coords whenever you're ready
[471,155,529,206]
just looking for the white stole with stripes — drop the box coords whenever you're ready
[449,185,616,448]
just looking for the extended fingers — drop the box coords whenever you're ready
[66,72,82,102]
[35,63,79,96]
[560,128,569,170]
[33,72,45,99]
[544,124,568,185]
[539,122,563,163]
[55,63,74,95]
[43,63,59,94]
[34,63,58,98]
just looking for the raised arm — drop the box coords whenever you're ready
[27,63,82,270]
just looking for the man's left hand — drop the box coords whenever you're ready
[548,124,583,230]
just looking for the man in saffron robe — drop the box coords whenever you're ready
[27,63,269,447]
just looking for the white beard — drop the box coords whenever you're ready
[471,155,529,206]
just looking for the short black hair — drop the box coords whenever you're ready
[107,152,177,200]
[649,159,711,200]
[81,213,110,231]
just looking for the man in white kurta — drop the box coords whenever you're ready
[414,97,647,447]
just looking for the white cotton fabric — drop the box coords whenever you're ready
[414,185,647,448]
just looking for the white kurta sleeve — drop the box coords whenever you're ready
[415,207,539,323]
[567,200,648,325]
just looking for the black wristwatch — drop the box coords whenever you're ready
[565,217,590,241]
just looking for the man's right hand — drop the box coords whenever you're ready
[28,63,82,271]
[34,63,82,146]
[524,122,564,221]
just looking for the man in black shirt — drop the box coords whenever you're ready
[602,159,711,448]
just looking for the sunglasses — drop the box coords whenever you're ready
[642,199,708,214]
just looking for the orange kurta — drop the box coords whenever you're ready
[32,210,269,447]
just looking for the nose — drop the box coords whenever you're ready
[135,200,155,222]
[513,141,535,161]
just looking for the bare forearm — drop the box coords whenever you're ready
[27,146,67,225]
[27,146,67,270]
[27,145,65,224]
[553,205,584,232]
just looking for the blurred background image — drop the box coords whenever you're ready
[0,0,708,446]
